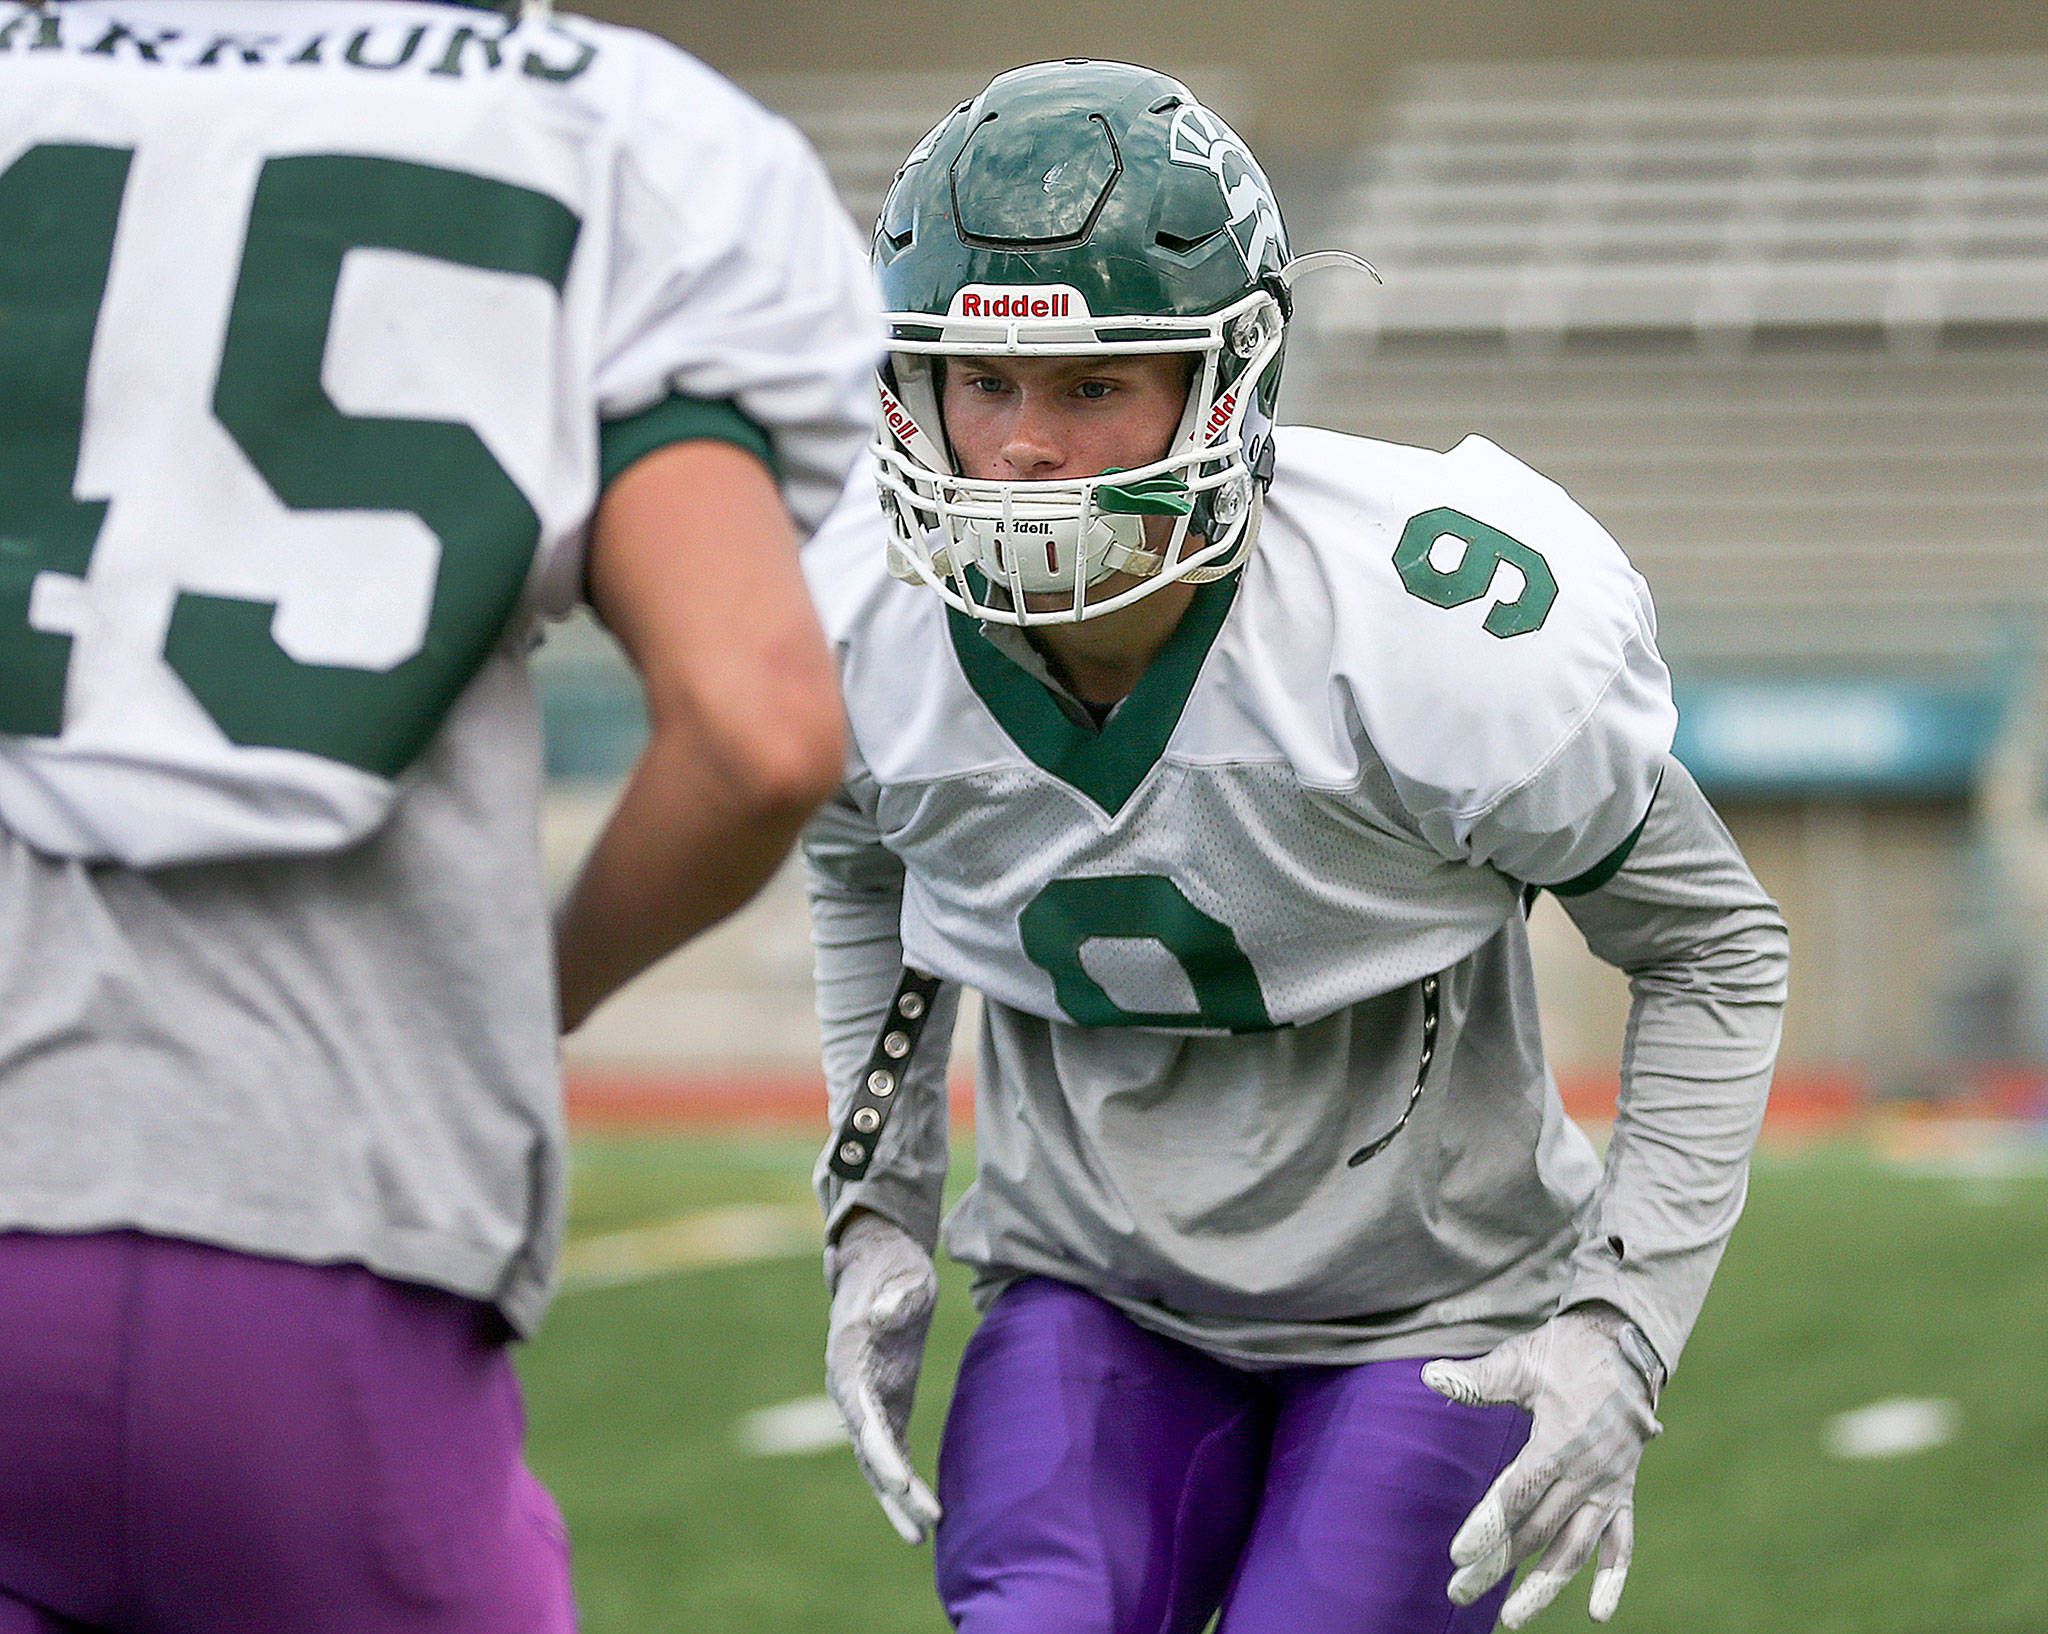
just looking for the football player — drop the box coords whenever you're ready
[807,60,1790,1634]
[0,0,876,1628]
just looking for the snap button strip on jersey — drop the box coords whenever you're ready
[1347,971,1441,1168]
[829,969,945,1181]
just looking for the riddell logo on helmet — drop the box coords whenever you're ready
[948,285,1092,320]
[877,382,925,447]
[1204,387,1240,444]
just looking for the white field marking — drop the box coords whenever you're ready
[1824,1397,1960,1460]
[557,1202,820,1292]
[736,1395,851,1458]
[1875,1118,2048,1182]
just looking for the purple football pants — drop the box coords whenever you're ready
[0,1231,575,1634]
[935,1277,1531,1634]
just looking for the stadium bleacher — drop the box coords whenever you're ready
[736,72,970,235]
[1290,54,2048,674]
[1312,55,2048,345]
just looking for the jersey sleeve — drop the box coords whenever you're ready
[1347,435,1678,889]
[593,58,882,538]
[804,757,959,1254]
[800,496,961,1250]
[1555,758,1789,1371]
[1458,601,1673,891]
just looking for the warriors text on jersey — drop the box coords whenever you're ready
[0,0,879,1332]
[807,428,1780,1368]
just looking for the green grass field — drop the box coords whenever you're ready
[520,1132,2048,1634]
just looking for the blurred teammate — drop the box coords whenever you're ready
[0,0,876,1627]
[806,61,1789,1633]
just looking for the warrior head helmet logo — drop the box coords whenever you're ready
[1166,104,1281,275]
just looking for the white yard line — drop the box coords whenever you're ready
[1824,1398,1960,1460]
[558,1202,821,1292]
[735,1396,850,1457]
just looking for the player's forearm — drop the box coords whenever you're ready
[1558,759,1790,1371]
[558,439,846,1033]
[1560,937,1785,1370]
[554,718,837,1032]
[808,878,957,1252]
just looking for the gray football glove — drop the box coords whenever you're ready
[1422,1303,1665,1628]
[824,1210,943,1544]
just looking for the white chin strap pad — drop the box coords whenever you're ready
[956,509,1156,594]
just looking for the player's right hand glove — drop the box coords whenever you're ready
[824,1210,942,1544]
[1422,1303,1665,1628]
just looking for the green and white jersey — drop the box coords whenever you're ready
[807,428,1789,1371]
[0,0,878,1333]
[811,427,1675,1034]
[0,0,878,865]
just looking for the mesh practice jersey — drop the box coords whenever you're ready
[807,428,1788,1369]
[0,0,879,1334]
[0,0,879,865]
[812,428,1676,1034]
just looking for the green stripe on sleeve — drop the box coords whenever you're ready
[598,394,776,491]
[1548,773,1664,898]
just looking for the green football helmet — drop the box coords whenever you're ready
[872,60,1357,624]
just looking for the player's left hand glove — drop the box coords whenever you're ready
[824,1210,943,1544]
[1422,1303,1664,1628]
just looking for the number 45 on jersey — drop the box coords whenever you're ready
[0,140,578,776]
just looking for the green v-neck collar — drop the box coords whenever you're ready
[945,573,1240,817]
